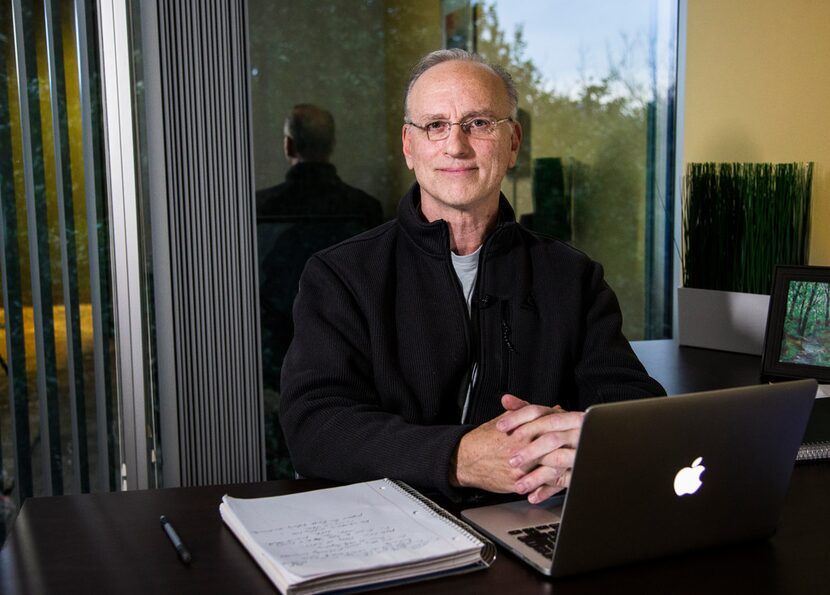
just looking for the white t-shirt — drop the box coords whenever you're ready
[451,248,480,313]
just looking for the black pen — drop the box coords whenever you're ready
[160,515,192,564]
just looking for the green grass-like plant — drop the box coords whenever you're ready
[682,162,812,294]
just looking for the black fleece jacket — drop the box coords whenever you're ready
[279,184,665,499]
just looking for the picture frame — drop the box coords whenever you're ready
[761,265,830,383]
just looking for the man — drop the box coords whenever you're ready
[257,104,384,392]
[256,103,383,226]
[279,50,665,503]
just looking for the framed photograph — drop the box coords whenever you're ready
[761,265,830,383]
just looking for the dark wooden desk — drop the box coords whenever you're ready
[2,341,829,594]
[630,339,762,395]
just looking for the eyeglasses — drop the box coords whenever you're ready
[405,116,513,141]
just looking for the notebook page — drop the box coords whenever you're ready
[222,479,481,579]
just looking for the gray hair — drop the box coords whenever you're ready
[404,49,519,119]
[284,104,335,162]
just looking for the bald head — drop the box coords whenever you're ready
[404,49,518,120]
[283,104,335,163]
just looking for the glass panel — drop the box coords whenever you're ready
[0,0,119,542]
[477,0,676,339]
[1,0,36,537]
[60,0,94,493]
[249,0,423,479]
[5,0,55,503]
[248,0,677,478]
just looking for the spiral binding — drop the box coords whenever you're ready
[796,442,830,462]
[386,479,497,566]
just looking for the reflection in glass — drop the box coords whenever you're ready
[476,1,677,340]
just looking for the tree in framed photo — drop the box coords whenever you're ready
[781,281,830,367]
[762,265,830,383]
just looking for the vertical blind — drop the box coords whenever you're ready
[151,0,264,486]
[0,0,119,542]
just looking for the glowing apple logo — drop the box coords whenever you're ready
[673,457,706,496]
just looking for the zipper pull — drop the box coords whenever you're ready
[475,294,497,309]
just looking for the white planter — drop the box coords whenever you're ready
[677,287,770,355]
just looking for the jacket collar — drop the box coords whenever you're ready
[397,183,517,258]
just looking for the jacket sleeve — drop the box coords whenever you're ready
[573,261,666,408]
[279,255,471,499]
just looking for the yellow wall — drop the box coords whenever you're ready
[684,0,830,264]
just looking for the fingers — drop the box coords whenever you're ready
[527,482,567,504]
[498,407,583,439]
[507,427,580,470]
[514,457,574,504]
[498,401,581,503]
[474,395,583,502]
[500,393,529,411]
[496,399,578,434]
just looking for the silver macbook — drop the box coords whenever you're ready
[461,379,817,577]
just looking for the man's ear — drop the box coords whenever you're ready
[284,135,296,160]
[508,120,523,168]
[401,124,415,170]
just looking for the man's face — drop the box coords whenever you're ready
[402,60,522,218]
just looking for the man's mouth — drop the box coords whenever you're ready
[438,166,477,174]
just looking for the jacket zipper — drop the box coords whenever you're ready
[467,227,502,419]
[445,233,475,421]
[446,223,505,421]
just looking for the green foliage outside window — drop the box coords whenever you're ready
[475,4,653,337]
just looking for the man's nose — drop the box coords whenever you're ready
[443,123,473,157]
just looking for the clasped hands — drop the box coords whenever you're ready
[450,394,584,504]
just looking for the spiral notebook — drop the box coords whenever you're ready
[220,479,495,595]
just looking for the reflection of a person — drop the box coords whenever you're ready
[256,104,383,225]
[256,105,384,479]
[257,104,383,392]
[280,50,665,501]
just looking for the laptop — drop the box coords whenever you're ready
[460,379,817,577]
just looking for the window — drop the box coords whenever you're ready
[248,0,679,478]
[1,0,120,541]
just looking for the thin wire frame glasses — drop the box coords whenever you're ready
[406,117,513,141]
